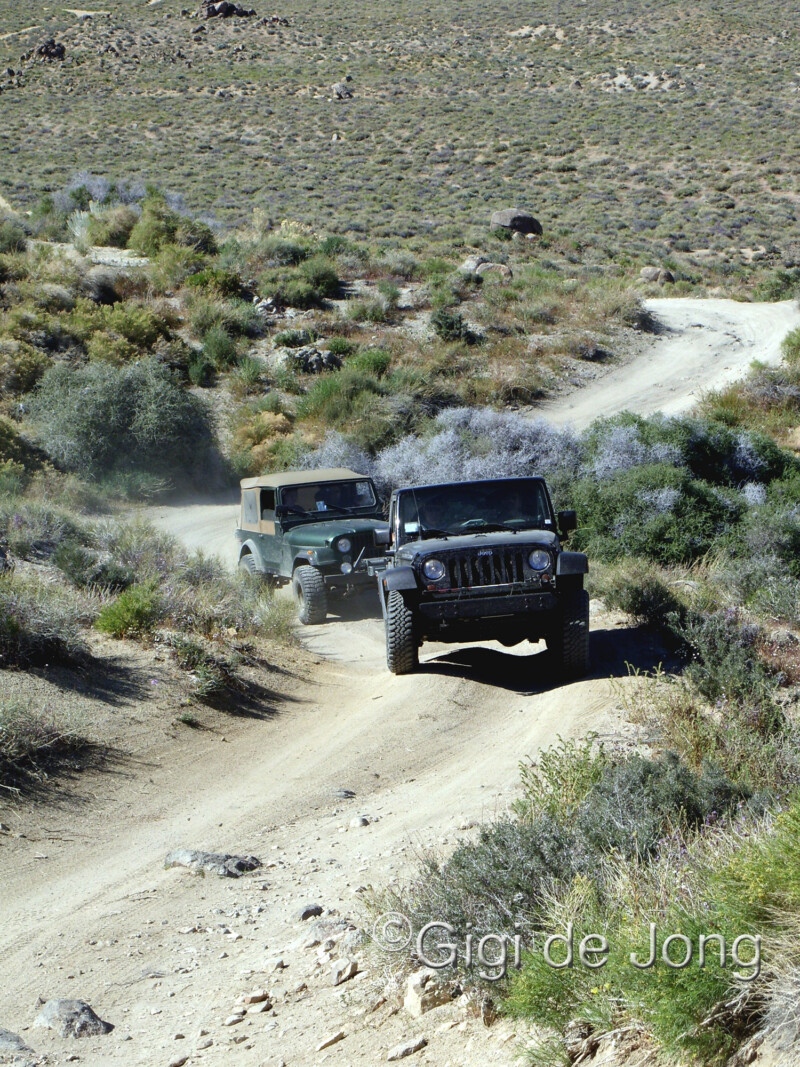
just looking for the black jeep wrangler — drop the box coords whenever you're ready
[236,468,389,624]
[372,477,589,676]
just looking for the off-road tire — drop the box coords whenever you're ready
[547,588,590,678]
[293,565,328,625]
[239,553,258,576]
[385,590,418,674]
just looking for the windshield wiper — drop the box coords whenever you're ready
[460,520,517,533]
[313,503,356,515]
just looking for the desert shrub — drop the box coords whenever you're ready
[374,408,582,495]
[672,610,780,719]
[430,307,477,343]
[29,359,217,490]
[102,302,173,348]
[95,581,162,637]
[274,328,317,348]
[571,464,741,564]
[128,195,179,256]
[174,217,217,255]
[782,326,800,365]
[296,367,385,423]
[201,324,238,368]
[53,539,134,591]
[0,340,50,394]
[0,572,89,666]
[348,296,392,323]
[0,699,87,788]
[326,337,356,357]
[0,219,27,254]
[86,204,138,248]
[754,268,800,302]
[185,266,242,297]
[594,559,687,629]
[377,750,744,955]
[299,255,339,298]
[300,431,374,478]
[149,244,207,289]
[348,347,391,376]
[229,355,263,397]
[0,418,42,473]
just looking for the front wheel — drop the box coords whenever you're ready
[547,589,590,679]
[385,590,419,674]
[292,565,328,625]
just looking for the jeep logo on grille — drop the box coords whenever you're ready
[477,549,493,557]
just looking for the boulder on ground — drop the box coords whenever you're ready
[475,262,512,280]
[33,999,113,1039]
[0,1026,37,1060]
[459,254,491,273]
[403,968,452,1018]
[490,208,542,235]
[332,78,353,99]
[164,849,262,878]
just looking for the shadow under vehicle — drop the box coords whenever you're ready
[370,477,589,676]
[236,468,389,624]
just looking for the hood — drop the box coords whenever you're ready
[399,529,559,559]
[284,517,387,549]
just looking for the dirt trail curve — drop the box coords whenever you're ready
[541,296,800,429]
[0,295,788,1065]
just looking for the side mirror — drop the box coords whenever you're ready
[374,527,391,547]
[274,504,288,520]
[558,509,577,535]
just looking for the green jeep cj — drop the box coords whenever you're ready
[235,468,389,624]
[372,477,590,676]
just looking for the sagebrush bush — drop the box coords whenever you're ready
[594,559,687,630]
[0,572,90,667]
[29,359,218,491]
[0,699,88,788]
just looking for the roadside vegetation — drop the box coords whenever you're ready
[2,160,800,1060]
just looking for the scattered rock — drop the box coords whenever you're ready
[387,1036,428,1061]
[276,344,341,374]
[350,816,370,828]
[242,990,270,1005]
[196,1037,213,1049]
[32,39,66,62]
[316,1030,345,1051]
[640,266,674,284]
[331,958,358,986]
[265,956,286,973]
[297,903,324,921]
[332,787,356,799]
[223,1013,245,1026]
[168,1056,189,1067]
[475,262,512,280]
[332,76,353,99]
[33,999,113,1039]
[0,1027,36,1059]
[164,849,262,878]
[490,208,542,235]
[403,969,452,1018]
[202,0,256,18]
[459,254,491,273]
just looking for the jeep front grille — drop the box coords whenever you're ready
[346,531,376,558]
[441,547,532,590]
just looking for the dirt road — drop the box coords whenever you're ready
[0,295,788,1065]
[542,296,800,429]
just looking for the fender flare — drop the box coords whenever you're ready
[238,539,264,569]
[556,551,589,576]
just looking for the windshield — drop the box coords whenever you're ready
[396,480,552,542]
[280,479,377,517]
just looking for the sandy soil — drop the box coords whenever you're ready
[540,296,800,429]
[1,296,792,1066]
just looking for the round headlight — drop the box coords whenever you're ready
[422,558,446,582]
[336,537,352,554]
[528,549,550,571]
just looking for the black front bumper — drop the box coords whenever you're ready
[418,590,558,620]
[322,569,375,589]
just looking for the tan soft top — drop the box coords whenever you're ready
[239,468,368,490]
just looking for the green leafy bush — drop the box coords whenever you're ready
[430,307,477,343]
[0,219,27,254]
[202,324,238,368]
[95,581,161,637]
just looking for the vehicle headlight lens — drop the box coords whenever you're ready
[528,549,551,571]
[336,537,352,554]
[422,558,446,581]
